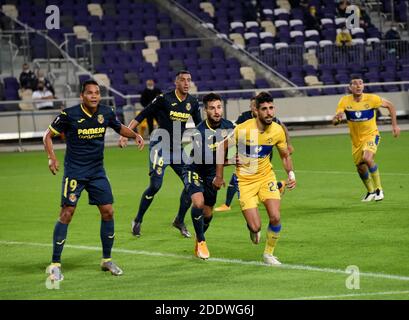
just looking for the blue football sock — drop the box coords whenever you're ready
[52,221,68,263]
[191,207,205,242]
[100,219,115,259]
[225,174,238,206]
[203,215,213,233]
[174,188,192,224]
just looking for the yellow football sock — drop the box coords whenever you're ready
[359,171,375,193]
[369,165,382,190]
[264,228,280,256]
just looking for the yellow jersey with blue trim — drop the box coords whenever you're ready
[234,118,287,181]
[336,93,382,146]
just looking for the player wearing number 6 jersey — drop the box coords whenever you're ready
[213,92,296,266]
[43,80,144,281]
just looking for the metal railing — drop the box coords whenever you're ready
[0,96,115,149]
[168,0,297,87]
[0,11,129,103]
[1,82,408,151]
[249,40,409,69]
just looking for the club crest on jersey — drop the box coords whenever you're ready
[254,146,263,153]
[69,193,77,202]
[156,167,162,175]
[186,103,191,111]
[97,114,104,124]
[221,129,227,137]
[266,138,273,144]
[355,111,362,118]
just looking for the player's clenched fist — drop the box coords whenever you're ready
[212,176,225,190]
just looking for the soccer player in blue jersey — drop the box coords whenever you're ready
[119,71,202,238]
[214,97,293,212]
[43,80,144,282]
[184,93,234,259]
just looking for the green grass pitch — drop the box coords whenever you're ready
[0,131,408,300]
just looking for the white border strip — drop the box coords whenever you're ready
[289,290,409,300]
[1,240,409,282]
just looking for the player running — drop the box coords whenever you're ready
[215,97,293,212]
[213,92,296,265]
[332,77,400,201]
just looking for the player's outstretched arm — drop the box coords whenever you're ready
[279,148,296,190]
[118,119,140,148]
[43,128,59,175]
[332,112,344,126]
[381,98,401,137]
[119,124,144,150]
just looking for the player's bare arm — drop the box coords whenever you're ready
[281,122,294,154]
[118,119,140,148]
[381,98,401,137]
[119,124,144,150]
[279,147,296,190]
[43,128,59,175]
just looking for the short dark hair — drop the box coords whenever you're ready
[81,79,99,93]
[350,77,363,85]
[175,70,191,78]
[255,91,274,108]
[203,93,222,107]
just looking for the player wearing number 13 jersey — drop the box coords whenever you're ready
[184,93,234,259]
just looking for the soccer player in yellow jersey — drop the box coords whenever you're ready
[213,92,296,265]
[333,77,400,201]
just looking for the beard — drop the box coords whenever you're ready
[208,116,221,127]
[259,116,273,126]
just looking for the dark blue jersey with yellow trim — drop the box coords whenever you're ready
[135,90,201,141]
[49,104,122,178]
[236,110,253,125]
[188,118,234,177]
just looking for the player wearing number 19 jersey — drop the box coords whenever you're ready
[43,80,144,281]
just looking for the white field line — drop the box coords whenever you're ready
[289,290,409,300]
[1,240,409,282]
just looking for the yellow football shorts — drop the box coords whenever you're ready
[237,171,281,211]
[352,135,380,165]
